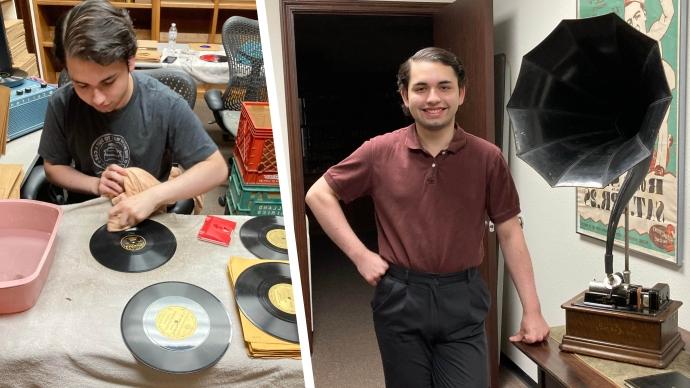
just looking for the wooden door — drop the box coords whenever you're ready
[280,0,497,385]
[433,0,498,384]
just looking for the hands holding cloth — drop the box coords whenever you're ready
[103,165,203,232]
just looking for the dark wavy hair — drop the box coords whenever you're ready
[397,47,466,91]
[54,0,137,68]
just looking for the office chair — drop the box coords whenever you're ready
[23,69,197,214]
[57,68,197,108]
[204,16,267,141]
[140,68,197,109]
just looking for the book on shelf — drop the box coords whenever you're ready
[624,371,690,388]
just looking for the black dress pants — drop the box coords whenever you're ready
[371,264,490,388]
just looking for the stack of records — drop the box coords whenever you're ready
[4,20,38,76]
[228,256,300,359]
[136,40,161,63]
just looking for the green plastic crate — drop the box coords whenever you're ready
[225,159,283,216]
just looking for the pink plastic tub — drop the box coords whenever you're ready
[0,200,62,314]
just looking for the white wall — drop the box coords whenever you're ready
[256,2,315,387]
[494,0,690,381]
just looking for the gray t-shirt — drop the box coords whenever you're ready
[39,72,218,182]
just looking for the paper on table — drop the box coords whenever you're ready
[0,164,23,199]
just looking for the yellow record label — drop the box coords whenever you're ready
[155,306,197,340]
[268,283,295,315]
[121,234,146,251]
[265,228,287,250]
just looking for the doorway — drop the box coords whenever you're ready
[295,13,434,386]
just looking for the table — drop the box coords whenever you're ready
[0,130,41,186]
[0,198,304,387]
[137,43,231,85]
[513,326,690,387]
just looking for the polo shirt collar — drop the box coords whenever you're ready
[404,123,468,153]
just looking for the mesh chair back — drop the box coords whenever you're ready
[58,69,71,88]
[56,68,197,109]
[139,68,197,109]
[221,16,267,111]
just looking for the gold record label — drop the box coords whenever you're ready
[120,234,146,251]
[265,228,287,250]
[155,306,198,340]
[267,283,295,315]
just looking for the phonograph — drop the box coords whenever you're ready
[507,13,683,368]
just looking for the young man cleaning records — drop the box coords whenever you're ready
[38,0,227,230]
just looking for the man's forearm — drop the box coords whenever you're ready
[661,0,674,16]
[648,0,674,40]
[496,217,542,314]
[44,162,99,195]
[305,177,370,265]
[142,150,228,207]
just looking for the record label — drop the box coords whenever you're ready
[265,228,287,250]
[268,283,295,315]
[122,282,231,373]
[155,306,198,340]
[121,234,147,251]
[199,54,228,63]
[143,296,209,350]
[89,220,176,273]
[239,216,289,261]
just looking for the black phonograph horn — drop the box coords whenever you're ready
[506,13,672,279]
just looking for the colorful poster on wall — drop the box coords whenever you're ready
[576,0,685,264]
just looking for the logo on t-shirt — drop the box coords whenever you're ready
[91,134,131,173]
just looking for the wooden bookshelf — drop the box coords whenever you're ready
[30,0,257,83]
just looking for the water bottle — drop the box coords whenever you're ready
[168,23,177,54]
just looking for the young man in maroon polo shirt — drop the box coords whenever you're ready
[306,47,549,387]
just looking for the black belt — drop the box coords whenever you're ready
[386,263,477,285]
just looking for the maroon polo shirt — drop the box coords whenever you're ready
[324,124,520,273]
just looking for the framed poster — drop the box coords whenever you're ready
[576,0,686,264]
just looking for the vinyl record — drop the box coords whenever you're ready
[121,281,232,373]
[89,219,176,273]
[235,261,298,343]
[199,54,228,63]
[239,216,288,261]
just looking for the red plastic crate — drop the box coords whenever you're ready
[235,102,277,175]
[232,149,279,185]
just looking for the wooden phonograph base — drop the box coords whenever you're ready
[560,292,684,368]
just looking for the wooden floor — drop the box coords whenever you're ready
[499,354,535,387]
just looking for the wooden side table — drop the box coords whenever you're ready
[513,328,690,387]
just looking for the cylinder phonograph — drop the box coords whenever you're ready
[507,13,683,368]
